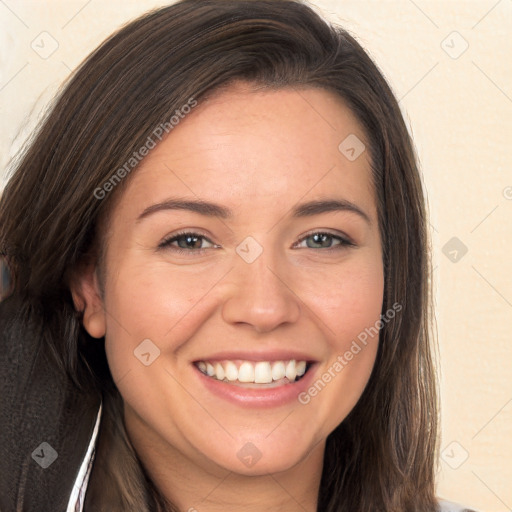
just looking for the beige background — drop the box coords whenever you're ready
[1,1,511,510]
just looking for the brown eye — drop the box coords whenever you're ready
[159,232,217,254]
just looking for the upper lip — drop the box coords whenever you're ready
[193,350,318,363]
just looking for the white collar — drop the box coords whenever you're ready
[66,400,103,512]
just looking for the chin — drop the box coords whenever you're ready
[199,431,321,476]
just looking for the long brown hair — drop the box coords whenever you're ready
[1,1,440,510]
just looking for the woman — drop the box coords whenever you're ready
[0,1,476,510]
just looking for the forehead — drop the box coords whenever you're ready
[114,83,376,221]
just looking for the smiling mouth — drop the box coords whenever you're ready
[194,359,312,387]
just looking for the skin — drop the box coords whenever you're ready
[72,82,384,511]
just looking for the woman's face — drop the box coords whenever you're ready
[76,82,384,478]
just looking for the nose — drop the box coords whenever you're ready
[221,250,301,333]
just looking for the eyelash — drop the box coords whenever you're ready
[158,230,355,256]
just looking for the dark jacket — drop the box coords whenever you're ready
[0,294,101,512]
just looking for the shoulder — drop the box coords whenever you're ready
[438,498,480,512]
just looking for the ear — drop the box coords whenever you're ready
[70,263,106,339]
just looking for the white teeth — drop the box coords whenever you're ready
[206,362,215,377]
[271,361,286,380]
[214,363,225,381]
[285,360,297,381]
[238,362,255,382]
[196,359,309,384]
[296,360,307,377]
[225,361,238,381]
[254,362,273,384]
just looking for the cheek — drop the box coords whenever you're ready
[102,258,227,376]
[105,257,223,334]
[298,255,384,427]
[303,253,384,347]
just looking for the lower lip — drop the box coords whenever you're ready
[193,363,318,408]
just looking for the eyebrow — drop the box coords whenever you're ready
[137,197,371,225]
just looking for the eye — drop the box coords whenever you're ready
[293,231,355,250]
[158,231,218,255]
